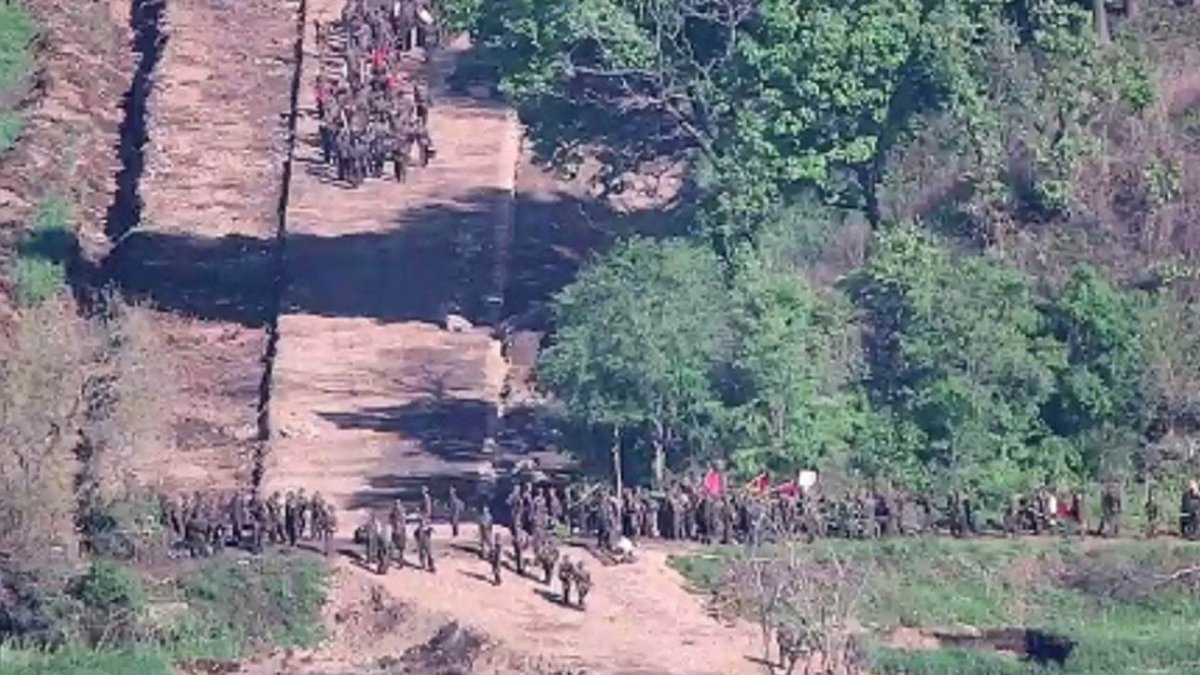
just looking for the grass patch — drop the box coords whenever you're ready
[672,538,1200,674]
[10,192,74,305]
[0,645,171,675]
[157,554,328,661]
[0,1,35,156]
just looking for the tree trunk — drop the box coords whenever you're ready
[1125,0,1139,18]
[611,425,624,502]
[652,421,667,489]
[1093,0,1111,44]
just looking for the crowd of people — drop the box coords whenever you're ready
[313,0,436,187]
[154,475,1200,615]
[158,489,337,558]
[526,476,1200,546]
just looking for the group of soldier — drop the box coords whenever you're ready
[313,0,437,187]
[353,485,594,610]
[158,489,337,558]
[493,476,1200,550]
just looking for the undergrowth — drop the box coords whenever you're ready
[0,553,329,671]
[671,538,1200,674]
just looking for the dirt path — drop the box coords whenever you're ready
[117,0,300,491]
[332,528,764,675]
[265,6,517,515]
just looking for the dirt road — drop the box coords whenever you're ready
[340,529,764,675]
[264,4,517,519]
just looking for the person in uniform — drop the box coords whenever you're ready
[447,486,464,538]
[488,532,503,585]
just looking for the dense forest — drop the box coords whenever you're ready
[448,0,1200,501]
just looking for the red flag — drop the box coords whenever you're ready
[746,472,770,493]
[703,469,724,496]
[775,480,798,497]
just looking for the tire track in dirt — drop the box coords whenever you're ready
[108,0,302,491]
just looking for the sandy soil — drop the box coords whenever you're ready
[124,0,300,491]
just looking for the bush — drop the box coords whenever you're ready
[10,192,75,306]
[160,555,327,661]
[0,644,171,675]
[68,561,147,647]
[11,256,66,306]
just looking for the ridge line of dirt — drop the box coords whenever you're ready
[254,0,310,489]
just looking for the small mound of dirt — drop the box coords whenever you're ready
[386,621,491,674]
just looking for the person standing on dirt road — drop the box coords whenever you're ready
[416,515,436,573]
[388,499,408,567]
[558,556,574,606]
[478,505,494,559]
[489,532,503,585]
[574,560,592,610]
[421,485,434,521]
[448,486,464,537]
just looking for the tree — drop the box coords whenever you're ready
[853,223,1065,496]
[537,237,730,485]
[723,229,860,476]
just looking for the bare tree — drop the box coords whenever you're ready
[719,541,870,675]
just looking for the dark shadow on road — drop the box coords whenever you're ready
[107,177,666,330]
[109,187,505,328]
[320,397,495,464]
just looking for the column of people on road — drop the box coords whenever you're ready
[157,489,337,558]
[314,0,437,188]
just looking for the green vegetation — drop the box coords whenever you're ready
[161,555,328,661]
[443,0,1200,503]
[672,539,1200,674]
[0,1,35,155]
[1,554,329,671]
[10,192,73,305]
[0,645,171,675]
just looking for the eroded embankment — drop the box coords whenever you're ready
[99,0,304,491]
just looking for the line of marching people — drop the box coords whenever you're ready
[313,0,437,187]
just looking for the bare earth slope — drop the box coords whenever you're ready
[120,0,300,490]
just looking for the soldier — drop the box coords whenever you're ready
[512,527,529,577]
[388,499,408,566]
[416,515,436,573]
[1100,481,1123,537]
[363,512,381,565]
[574,560,592,610]
[489,532,503,586]
[478,505,494,559]
[1071,489,1088,537]
[267,491,285,544]
[420,485,434,522]
[535,536,559,585]
[1181,480,1200,540]
[376,522,394,575]
[284,491,301,547]
[320,502,337,557]
[558,556,574,606]
[506,484,524,535]
[548,486,564,528]
[296,488,311,540]
[249,493,269,553]
[447,486,464,538]
[1145,485,1160,538]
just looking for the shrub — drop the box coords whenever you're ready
[68,560,147,647]
[160,555,328,661]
